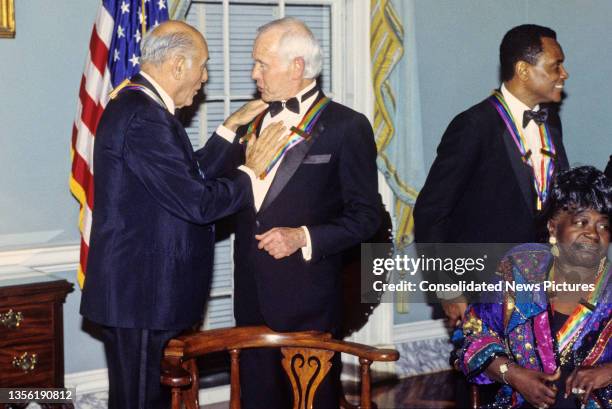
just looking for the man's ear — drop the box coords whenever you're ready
[515,61,530,81]
[172,55,187,80]
[291,57,306,80]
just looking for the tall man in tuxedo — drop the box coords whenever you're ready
[80,21,286,409]
[414,24,570,322]
[215,17,380,408]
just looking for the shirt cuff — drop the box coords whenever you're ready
[300,226,312,261]
[238,165,256,182]
[216,124,236,143]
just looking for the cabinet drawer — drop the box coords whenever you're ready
[0,341,54,387]
[0,303,53,342]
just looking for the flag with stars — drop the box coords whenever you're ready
[70,0,168,288]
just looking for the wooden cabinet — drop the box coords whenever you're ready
[0,276,73,397]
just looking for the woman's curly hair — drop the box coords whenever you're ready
[549,165,612,217]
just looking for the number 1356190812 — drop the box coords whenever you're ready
[0,388,75,404]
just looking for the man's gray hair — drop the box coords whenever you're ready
[257,17,322,79]
[140,30,195,67]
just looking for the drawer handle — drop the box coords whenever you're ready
[12,352,38,373]
[1,309,23,328]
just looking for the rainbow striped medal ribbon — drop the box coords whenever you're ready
[488,91,557,210]
[109,78,166,109]
[243,97,331,179]
[555,260,610,353]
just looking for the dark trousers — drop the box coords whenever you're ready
[100,326,181,409]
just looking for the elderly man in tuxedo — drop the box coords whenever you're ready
[80,20,286,409]
[414,24,570,323]
[213,17,380,408]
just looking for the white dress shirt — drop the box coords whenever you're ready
[216,81,319,260]
[500,83,545,188]
[140,71,176,114]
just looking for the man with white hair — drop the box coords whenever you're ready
[80,20,285,409]
[216,18,381,408]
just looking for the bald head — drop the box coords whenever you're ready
[141,20,207,68]
[140,20,209,109]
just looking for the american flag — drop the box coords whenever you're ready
[70,0,169,288]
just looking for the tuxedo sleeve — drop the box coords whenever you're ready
[414,111,482,243]
[307,113,381,262]
[124,115,253,225]
[193,133,237,178]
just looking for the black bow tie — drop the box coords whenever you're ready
[268,86,319,117]
[523,108,548,128]
[269,97,299,117]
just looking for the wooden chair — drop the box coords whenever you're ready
[470,384,479,408]
[160,325,399,409]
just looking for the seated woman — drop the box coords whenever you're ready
[456,166,611,409]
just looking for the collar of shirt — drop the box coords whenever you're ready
[500,84,545,183]
[500,83,540,129]
[140,71,176,114]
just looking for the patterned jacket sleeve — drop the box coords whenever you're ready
[456,258,514,384]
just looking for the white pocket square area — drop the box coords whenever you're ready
[303,154,331,164]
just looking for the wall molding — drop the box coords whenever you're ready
[0,244,79,276]
[65,369,108,394]
[65,369,230,404]
[198,385,230,405]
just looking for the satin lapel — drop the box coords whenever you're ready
[500,126,536,215]
[258,120,325,214]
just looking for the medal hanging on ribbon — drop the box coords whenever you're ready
[553,259,609,355]
[242,97,331,179]
[488,91,557,210]
[109,79,166,109]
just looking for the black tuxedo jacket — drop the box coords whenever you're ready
[80,74,252,331]
[228,96,381,332]
[414,96,569,244]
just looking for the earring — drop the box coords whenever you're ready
[549,236,560,257]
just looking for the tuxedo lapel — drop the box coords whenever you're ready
[258,120,325,214]
[500,126,536,215]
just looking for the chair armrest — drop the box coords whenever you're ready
[160,358,192,388]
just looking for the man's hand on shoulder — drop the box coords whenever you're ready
[256,227,306,259]
[244,122,288,177]
[223,99,269,132]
